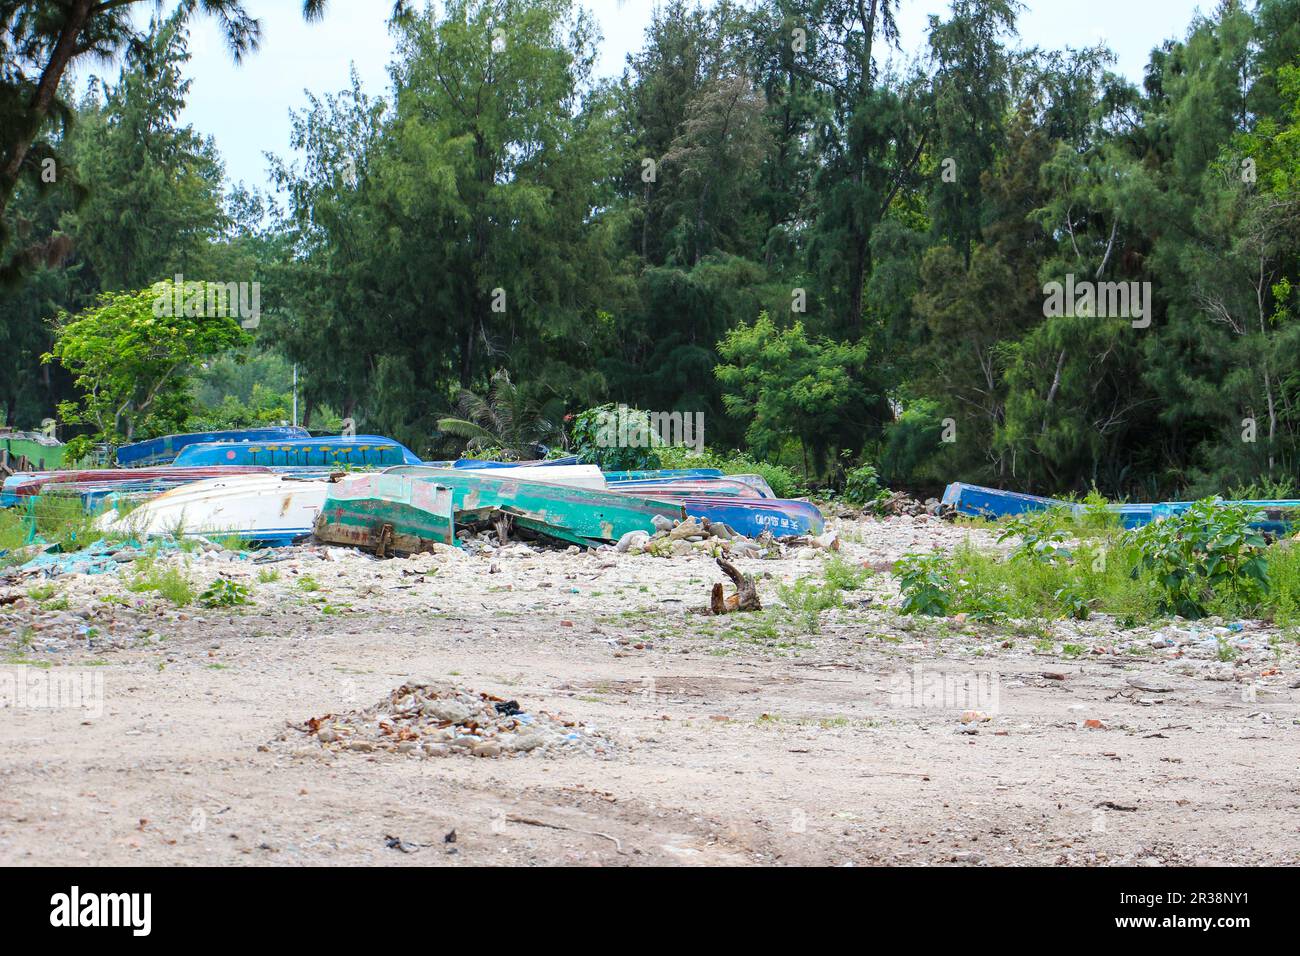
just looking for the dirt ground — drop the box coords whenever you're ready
[3,514,1299,866]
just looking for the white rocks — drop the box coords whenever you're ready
[616,531,649,553]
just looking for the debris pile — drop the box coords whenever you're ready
[614,516,838,559]
[873,492,945,518]
[294,681,611,759]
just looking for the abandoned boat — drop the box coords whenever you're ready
[97,473,337,546]
[171,435,421,468]
[116,427,310,468]
[313,474,457,554]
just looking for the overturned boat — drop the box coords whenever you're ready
[116,427,309,468]
[667,496,824,538]
[610,475,775,499]
[98,473,336,546]
[942,482,1300,534]
[315,467,685,553]
[386,462,606,490]
[1,466,272,508]
[312,473,456,554]
[172,435,421,468]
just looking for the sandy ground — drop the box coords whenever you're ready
[2,514,1299,867]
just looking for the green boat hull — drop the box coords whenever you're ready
[314,474,456,555]
[385,466,685,544]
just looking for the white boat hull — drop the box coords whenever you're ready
[98,474,345,544]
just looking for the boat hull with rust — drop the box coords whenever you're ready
[313,474,456,554]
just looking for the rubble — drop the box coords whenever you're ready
[289,681,612,759]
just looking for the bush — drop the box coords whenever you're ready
[126,563,195,607]
[891,498,1279,625]
[895,551,954,616]
[1126,499,1269,619]
[842,464,886,507]
[568,404,663,471]
[656,446,807,498]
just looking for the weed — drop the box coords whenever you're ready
[895,552,953,616]
[1127,499,1269,619]
[126,561,195,607]
[199,578,252,609]
[822,554,871,591]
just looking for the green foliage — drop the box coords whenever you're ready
[893,498,1286,624]
[715,312,882,474]
[1126,499,1271,619]
[437,369,560,460]
[895,552,954,617]
[1266,543,1300,626]
[126,563,196,608]
[775,556,870,634]
[4,492,114,554]
[997,509,1072,564]
[656,445,807,499]
[822,555,872,592]
[199,577,252,609]
[1054,585,1093,621]
[44,281,250,451]
[842,464,886,507]
[568,403,662,471]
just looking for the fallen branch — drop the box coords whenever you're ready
[706,557,761,615]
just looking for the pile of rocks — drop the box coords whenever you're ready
[873,492,946,518]
[613,515,839,559]
[296,680,610,759]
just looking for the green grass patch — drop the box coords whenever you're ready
[126,560,195,607]
[894,497,1289,626]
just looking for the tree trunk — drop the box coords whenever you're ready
[0,0,94,216]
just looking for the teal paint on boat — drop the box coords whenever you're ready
[314,474,456,553]
[386,467,685,544]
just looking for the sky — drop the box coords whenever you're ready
[83,0,1212,193]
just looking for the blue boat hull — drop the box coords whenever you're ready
[116,427,309,467]
[665,496,824,538]
[173,436,421,468]
[942,482,1300,533]
[604,468,725,482]
[451,456,583,469]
